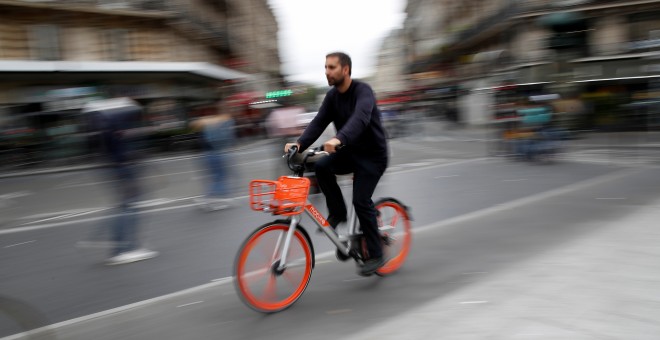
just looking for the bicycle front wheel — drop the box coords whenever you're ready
[234,222,313,313]
[375,198,412,276]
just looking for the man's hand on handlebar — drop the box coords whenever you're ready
[284,142,300,154]
[323,137,342,154]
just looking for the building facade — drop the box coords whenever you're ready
[0,0,281,163]
[385,0,660,126]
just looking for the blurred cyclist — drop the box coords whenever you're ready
[285,52,388,276]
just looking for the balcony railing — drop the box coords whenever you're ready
[15,0,168,11]
[171,12,230,50]
[455,2,523,44]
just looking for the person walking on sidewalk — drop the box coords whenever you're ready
[191,99,237,211]
[85,97,158,265]
[285,52,389,276]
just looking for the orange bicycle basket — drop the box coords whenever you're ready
[249,176,311,216]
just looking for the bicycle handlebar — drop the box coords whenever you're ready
[285,144,339,177]
[285,145,301,174]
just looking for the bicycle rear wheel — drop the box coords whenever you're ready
[234,222,313,313]
[374,198,412,276]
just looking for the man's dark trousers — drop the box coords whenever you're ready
[314,150,387,259]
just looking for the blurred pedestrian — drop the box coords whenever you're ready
[190,99,237,211]
[84,97,158,265]
[265,98,305,177]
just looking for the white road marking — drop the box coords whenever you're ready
[385,158,491,176]
[415,168,637,235]
[434,175,459,179]
[144,155,203,163]
[326,309,352,315]
[596,197,627,200]
[176,301,204,308]
[0,191,32,199]
[343,278,368,282]
[21,210,91,220]
[131,199,174,208]
[459,301,489,304]
[401,162,433,168]
[55,180,113,189]
[502,179,527,182]
[4,240,36,248]
[21,208,110,226]
[460,272,488,275]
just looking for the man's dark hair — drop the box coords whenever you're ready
[326,52,352,76]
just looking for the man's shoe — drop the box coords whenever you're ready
[358,257,385,276]
[327,215,347,228]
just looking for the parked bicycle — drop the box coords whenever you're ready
[233,145,412,313]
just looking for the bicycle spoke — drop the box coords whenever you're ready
[240,265,270,285]
[388,211,399,228]
[286,258,307,269]
[263,275,277,302]
[282,271,302,286]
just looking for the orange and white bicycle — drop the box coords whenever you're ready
[233,145,412,313]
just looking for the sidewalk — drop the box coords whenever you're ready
[347,200,660,339]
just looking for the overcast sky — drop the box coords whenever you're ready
[267,0,407,86]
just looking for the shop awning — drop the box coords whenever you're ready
[0,61,251,81]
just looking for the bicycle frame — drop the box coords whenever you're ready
[276,198,358,271]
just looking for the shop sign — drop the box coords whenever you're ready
[42,86,101,111]
[43,96,101,112]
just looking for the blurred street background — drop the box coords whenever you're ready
[2,0,660,339]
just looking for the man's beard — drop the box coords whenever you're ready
[328,75,345,87]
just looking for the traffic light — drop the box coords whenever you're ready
[265,89,293,99]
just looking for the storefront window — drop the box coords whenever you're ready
[102,29,132,61]
[628,12,660,51]
[29,24,60,61]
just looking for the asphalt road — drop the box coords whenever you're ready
[1,135,658,339]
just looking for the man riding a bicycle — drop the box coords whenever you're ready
[285,52,389,276]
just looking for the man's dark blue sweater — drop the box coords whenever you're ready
[297,80,388,158]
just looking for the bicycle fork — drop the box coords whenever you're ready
[275,215,303,273]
